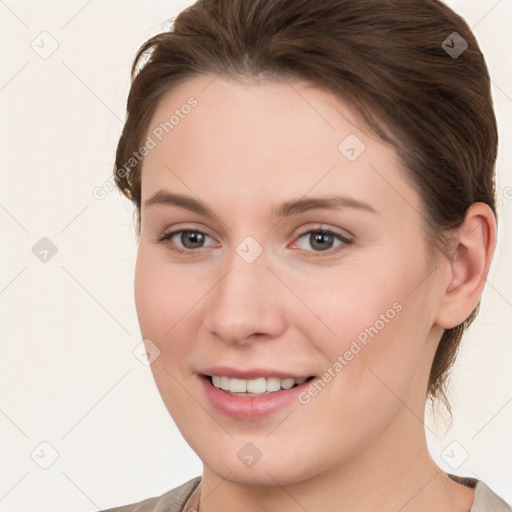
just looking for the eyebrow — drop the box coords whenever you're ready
[143,190,378,217]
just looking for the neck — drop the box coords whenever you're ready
[198,411,474,512]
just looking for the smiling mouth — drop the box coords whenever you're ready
[205,375,315,396]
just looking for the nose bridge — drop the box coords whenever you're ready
[205,244,287,345]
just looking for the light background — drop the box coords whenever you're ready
[0,1,511,511]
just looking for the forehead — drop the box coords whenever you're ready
[146,74,378,161]
[140,75,417,216]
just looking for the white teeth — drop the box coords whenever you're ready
[247,378,267,394]
[266,377,281,392]
[281,378,295,389]
[210,375,309,394]
[220,376,230,390]
[229,378,247,393]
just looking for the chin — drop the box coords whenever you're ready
[204,457,314,488]
[184,430,331,488]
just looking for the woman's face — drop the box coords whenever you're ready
[134,75,446,485]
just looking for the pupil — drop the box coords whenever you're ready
[183,231,204,248]
[311,232,333,251]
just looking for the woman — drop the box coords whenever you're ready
[103,0,511,510]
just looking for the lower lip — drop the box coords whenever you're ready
[200,376,313,419]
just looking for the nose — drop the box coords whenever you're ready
[204,248,288,346]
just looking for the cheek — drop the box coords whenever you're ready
[134,247,199,340]
[134,257,165,340]
[298,246,434,400]
[134,251,200,421]
[297,264,410,351]
[134,247,218,398]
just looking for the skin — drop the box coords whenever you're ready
[134,75,496,512]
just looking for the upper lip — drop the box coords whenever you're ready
[200,366,314,380]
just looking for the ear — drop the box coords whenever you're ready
[435,202,497,329]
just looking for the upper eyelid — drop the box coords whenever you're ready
[294,224,353,240]
[161,224,350,238]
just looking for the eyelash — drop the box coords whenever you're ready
[156,226,353,257]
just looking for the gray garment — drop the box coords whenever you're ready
[101,474,512,511]
[100,477,200,512]
[447,474,512,512]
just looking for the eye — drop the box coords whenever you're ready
[291,227,352,255]
[156,226,353,256]
[157,229,217,253]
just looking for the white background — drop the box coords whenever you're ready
[0,1,511,511]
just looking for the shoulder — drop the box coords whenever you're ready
[450,474,512,511]
[99,477,201,512]
[471,479,512,512]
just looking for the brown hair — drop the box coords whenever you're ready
[114,0,498,411]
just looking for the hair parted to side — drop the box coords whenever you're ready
[114,0,498,412]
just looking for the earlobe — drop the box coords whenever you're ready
[435,202,497,329]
